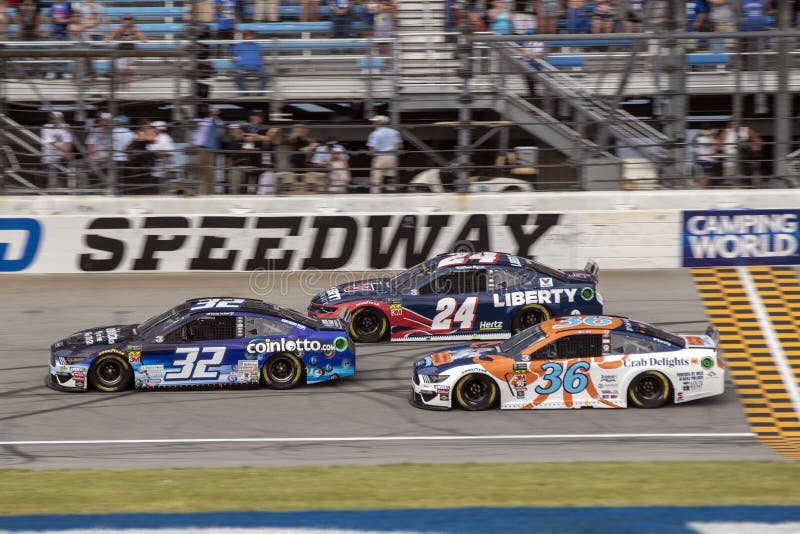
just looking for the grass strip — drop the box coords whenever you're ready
[1,461,798,515]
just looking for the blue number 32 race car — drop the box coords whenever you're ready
[48,297,355,392]
[309,252,603,343]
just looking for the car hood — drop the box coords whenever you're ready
[415,342,502,373]
[313,278,392,304]
[51,324,138,353]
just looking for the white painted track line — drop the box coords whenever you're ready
[0,432,755,447]
[738,267,800,418]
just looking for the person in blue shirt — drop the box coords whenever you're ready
[232,30,270,95]
[47,0,71,79]
[215,0,238,40]
[328,0,353,38]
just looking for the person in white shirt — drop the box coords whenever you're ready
[41,111,73,189]
[366,115,402,194]
[692,127,720,189]
[149,121,177,190]
[76,0,106,41]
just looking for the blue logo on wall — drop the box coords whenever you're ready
[0,218,42,272]
[683,209,800,267]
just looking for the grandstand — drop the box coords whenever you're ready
[0,0,798,194]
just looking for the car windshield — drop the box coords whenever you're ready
[136,308,186,339]
[391,260,436,291]
[499,324,547,355]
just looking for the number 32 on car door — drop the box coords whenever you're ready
[431,297,477,331]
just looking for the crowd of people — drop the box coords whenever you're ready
[40,109,404,195]
[692,120,764,188]
[0,0,399,42]
[446,1,797,41]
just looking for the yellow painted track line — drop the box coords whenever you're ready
[692,267,800,461]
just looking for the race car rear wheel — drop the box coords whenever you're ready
[628,371,671,409]
[454,374,498,411]
[349,307,388,343]
[89,354,132,392]
[511,305,550,334]
[262,352,304,390]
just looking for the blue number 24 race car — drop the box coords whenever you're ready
[309,252,603,343]
[48,297,355,392]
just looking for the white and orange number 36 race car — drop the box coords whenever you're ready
[410,315,724,411]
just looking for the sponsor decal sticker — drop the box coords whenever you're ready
[479,320,503,331]
[539,277,553,288]
[580,287,595,301]
[683,209,800,267]
[493,288,578,307]
[700,356,714,370]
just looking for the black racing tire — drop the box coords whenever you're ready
[349,307,389,343]
[628,371,672,409]
[453,373,499,411]
[89,353,132,392]
[511,305,550,334]
[262,352,304,390]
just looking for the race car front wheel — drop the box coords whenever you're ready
[262,353,304,390]
[89,354,132,392]
[349,307,388,343]
[512,305,550,334]
[454,374,498,411]
[628,371,671,408]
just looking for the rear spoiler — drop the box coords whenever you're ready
[584,259,599,280]
[705,324,720,347]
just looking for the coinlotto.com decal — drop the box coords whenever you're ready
[683,209,799,267]
[246,337,348,355]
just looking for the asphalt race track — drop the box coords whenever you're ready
[0,270,780,469]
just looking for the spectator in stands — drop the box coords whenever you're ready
[717,120,763,187]
[255,126,280,194]
[301,0,320,22]
[192,107,224,195]
[741,1,767,69]
[46,0,72,79]
[691,0,711,33]
[521,39,543,96]
[288,125,322,192]
[149,121,177,192]
[124,124,159,195]
[254,0,280,22]
[363,1,379,36]
[489,0,513,35]
[87,112,113,184]
[105,15,148,91]
[67,11,83,41]
[17,0,42,42]
[618,0,644,32]
[708,0,740,54]
[232,30,270,95]
[367,114,402,194]
[329,0,354,39]
[310,137,347,175]
[0,1,8,41]
[327,146,351,193]
[215,0,239,42]
[591,0,616,34]
[242,109,280,193]
[76,0,106,42]
[373,0,396,54]
[112,115,135,180]
[223,124,249,193]
[692,126,720,188]
[536,0,559,35]
[41,111,73,189]
[567,1,590,34]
